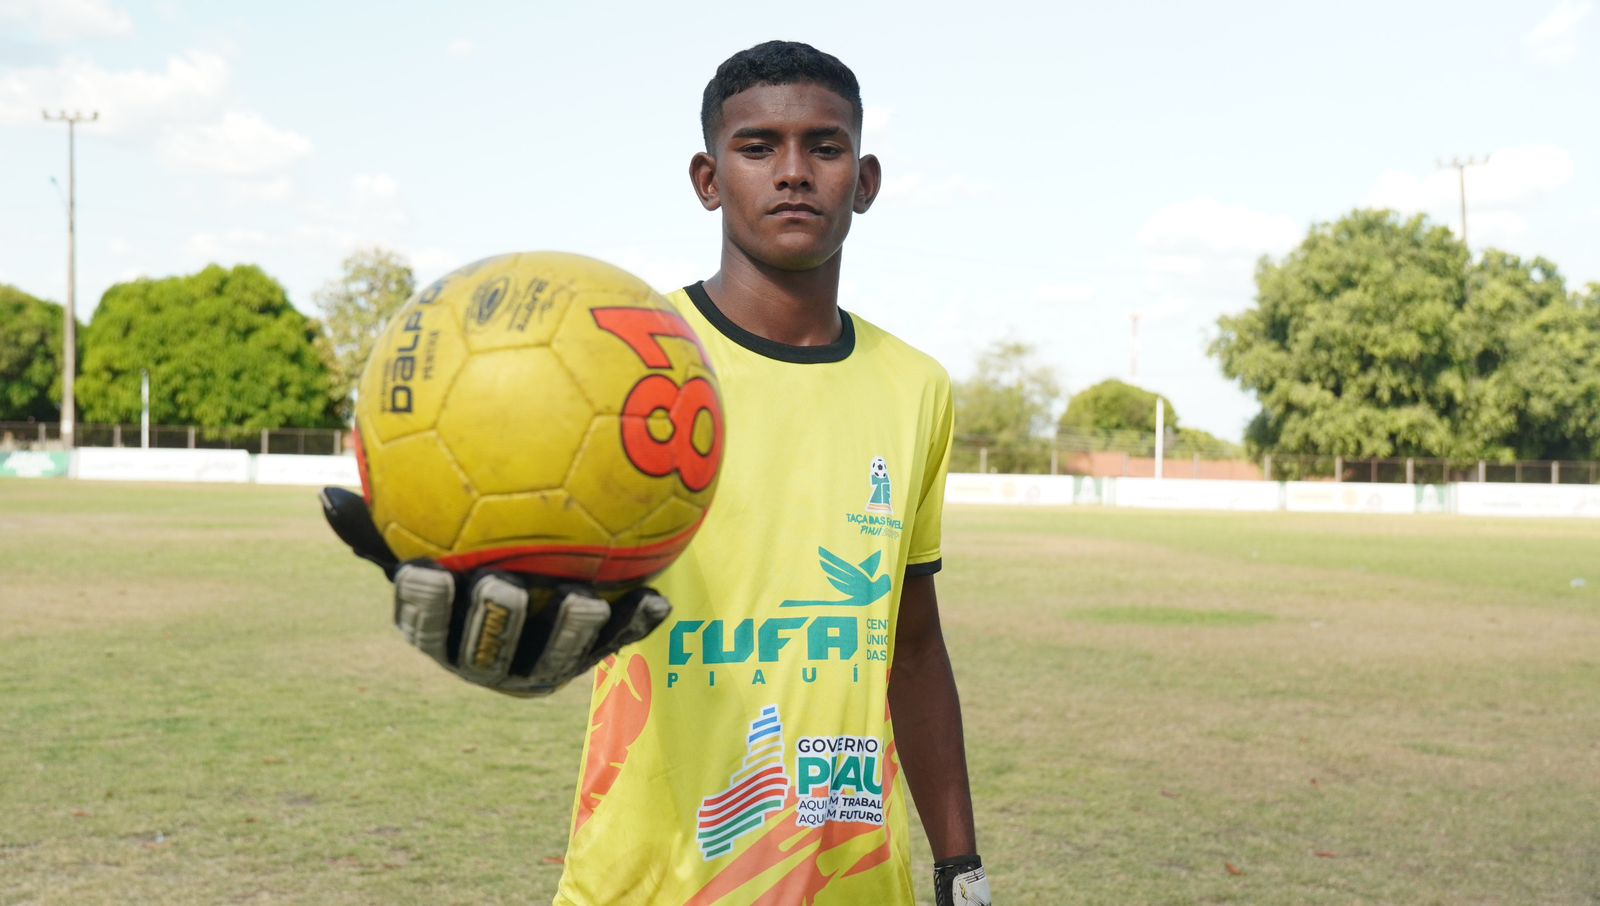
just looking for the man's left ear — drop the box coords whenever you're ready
[854,154,882,214]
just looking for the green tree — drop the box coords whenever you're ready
[1211,209,1600,461]
[952,340,1061,472]
[1059,379,1176,435]
[77,264,338,430]
[0,285,78,421]
[1057,378,1240,459]
[315,248,416,420]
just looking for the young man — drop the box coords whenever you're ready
[324,41,988,905]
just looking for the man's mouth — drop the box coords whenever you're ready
[769,202,822,217]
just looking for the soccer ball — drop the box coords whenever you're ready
[353,252,724,585]
[870,456,888,479]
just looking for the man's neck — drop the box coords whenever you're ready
[701,246,843,347]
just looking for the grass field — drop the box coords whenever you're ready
[3,480,1598,905]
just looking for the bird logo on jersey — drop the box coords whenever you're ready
[780,548,892,608]
[866,456,892,513]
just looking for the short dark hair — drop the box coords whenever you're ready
[700,40,863,151]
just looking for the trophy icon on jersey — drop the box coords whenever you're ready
[866,457,892,514]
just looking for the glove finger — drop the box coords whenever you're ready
[600,587,672,654]
[394,562,456,667]
[456,573,534,687]
[319,487,399,576]
[521,588,610,692]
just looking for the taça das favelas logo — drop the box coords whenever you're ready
[866,456,892,512]
[698,705,788,859]
[849,455,902,537]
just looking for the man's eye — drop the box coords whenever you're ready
[814,146,843,158]
[740,144,772,156]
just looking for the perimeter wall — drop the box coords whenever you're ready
[8,449,1600,519]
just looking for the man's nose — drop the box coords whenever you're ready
[774,145,812,191]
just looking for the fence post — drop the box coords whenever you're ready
[1478,460,1485,483]
[1515,462,1522,483]
[978,446,987,474]
[260,428,269,454]
[1334,456,1342,482]
[113,424,121,447]
[38,423,46,444]
[1552,461,1560,484]
[335,429,342,455]
[188,426,196,449]
[1050,447,1058,476]
[1405,458,1414,484]
[1263,454,1273,481]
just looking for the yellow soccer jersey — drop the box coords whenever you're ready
[554,283,954,906]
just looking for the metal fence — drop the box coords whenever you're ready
[954,432,1600,484]
[0,422,346,455]
[1263,455,1600,485]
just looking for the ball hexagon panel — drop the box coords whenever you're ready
[366,430,476,559]
[549,293,708,418]
[634,495,708,545]
[435,348,593,495]
[355,297,470,445]
[563,415,677,535]
[456,489,611,552]
[457,274,574,355]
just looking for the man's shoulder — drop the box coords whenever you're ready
[846,311,950,390]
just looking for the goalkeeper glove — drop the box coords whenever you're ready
[935,855,992,906]
[318,486,671,696]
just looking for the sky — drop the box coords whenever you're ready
[2,0,1596,441]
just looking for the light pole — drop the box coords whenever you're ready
[1437,154,1489,249]
[42,109,98,448]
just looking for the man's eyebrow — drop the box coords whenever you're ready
[728,126,848,141]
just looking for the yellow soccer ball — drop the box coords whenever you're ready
[353,252,724,584]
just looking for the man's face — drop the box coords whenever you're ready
[695,82,878,271]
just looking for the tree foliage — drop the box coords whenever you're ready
[77,264,338,430]
[1212,209,1600,461]
[0,285,77,421]
[1057,379,1240,459]
[315,248,416,420]
[952,340,1061,472]
[1059,379,1177,435]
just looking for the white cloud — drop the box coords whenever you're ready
[878,171,995,204]
[161,111,311,175]
[186,228,276,260]
[410,247,466,279]
[0,50,228,134]
[446,38,474,58]
[863,105,891,133]
[226,176,295,204]
[1469,211,1531,246]
[1365,145,1574,213]
[0,0,132,42]
[1032,282,1095,304]
[1137,197,1299,256]
[1527,0,1591,63]
[352,172,398,200]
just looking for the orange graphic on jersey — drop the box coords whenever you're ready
[574,653,651,835]
[686,739,902,905]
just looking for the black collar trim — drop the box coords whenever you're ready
[684,282,855,364]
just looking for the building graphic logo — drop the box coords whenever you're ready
[696,705,789,859]
[866,456,892,513]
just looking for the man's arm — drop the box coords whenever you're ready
[889,573,977,859]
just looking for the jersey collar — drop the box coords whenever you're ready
[684,282,855,365]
